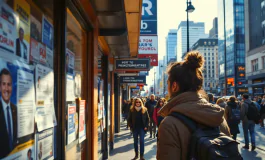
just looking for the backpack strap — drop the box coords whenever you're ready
[169,112,197,133]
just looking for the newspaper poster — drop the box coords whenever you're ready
[0,1,18,56]
[2,140,35,160]
[42,16,53,50]
[14,0,31,64]
[46,47,53,69]
[79,100,86,143]
[35,64,57,131]
[36,128,54,160]
[67,104,77,144]
[30,15,41,42]
[66,74,75,102]
[66,49,75,75]
[39,42,46,65]
[30,37,40,64]
[0,58,35,159]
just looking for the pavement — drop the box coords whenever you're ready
[109,122,265,160]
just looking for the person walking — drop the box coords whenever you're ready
[156,51,231,160]
[260,96,265,128]
[224,96,240,140]
[208,93,215,104]
[216,98,226,108]
[240,94,257,151]
[153,99,165,128]
[145,94,157,138]
[128,98,149,160]
[122,100,131,129]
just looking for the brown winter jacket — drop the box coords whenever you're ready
[157,92,231,160]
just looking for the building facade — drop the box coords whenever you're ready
[191,39,219,94]
[209,17,218,38]
[218,0,246,96]
[176,21,208,61]
[245,0,265,96]
[166,29,177,63]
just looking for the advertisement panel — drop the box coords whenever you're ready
[0,58,35,159]
[36,128,54,160]
[138,54,158,66]
[79,100,86,143]
[138,36,158,54]
[0,1,17,55]
[141,0,157,20]
[140,20,157,35]
[67,104,77,144]
[141,0,157,34]
[14,0,31,64]
[138,36,158,66]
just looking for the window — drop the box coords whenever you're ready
[212,53,214,56]
[251,59,259,71]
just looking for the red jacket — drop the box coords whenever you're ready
[153,106,162,125]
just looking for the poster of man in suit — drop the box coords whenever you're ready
[0,68,17,158]
[14,0,30,64]
[0,58,35,159]
[16,27,28,61]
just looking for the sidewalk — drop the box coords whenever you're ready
[109,123,265,160]
[109,123,157,160]
[238,124,265,151]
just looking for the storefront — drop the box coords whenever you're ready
[0,0,141,159]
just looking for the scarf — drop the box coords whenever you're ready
[135,106,142,112]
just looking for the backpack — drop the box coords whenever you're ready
[230,105,241,124]
[246,102,260,124]
[169,112,242,160]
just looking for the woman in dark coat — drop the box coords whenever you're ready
[224,96,240,140]
[128,98,150,160]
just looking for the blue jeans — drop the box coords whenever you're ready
[133,128,145,154]
[243,121,256,146]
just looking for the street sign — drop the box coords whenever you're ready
[120,76,146,84]
[115,59,150,71]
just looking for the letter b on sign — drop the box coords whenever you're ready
[141,21,148,30]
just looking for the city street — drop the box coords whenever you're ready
[109,122,265,160]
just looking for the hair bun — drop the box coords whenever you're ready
[184,51,204,69]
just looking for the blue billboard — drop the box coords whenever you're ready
[140,0,157,35]
[141,0,157,20]
[140,20,157,35]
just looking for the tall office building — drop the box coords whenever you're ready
[218,0,246,96]
[191,39,219,94]
[245,0,265,96]
[209,18,218,38]
[176,21,208,61]
[166,29,177,63]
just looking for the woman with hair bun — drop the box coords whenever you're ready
[156,51,231,160]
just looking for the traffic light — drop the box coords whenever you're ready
[238,81,242,85]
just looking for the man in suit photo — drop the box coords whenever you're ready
[16,27,27,61]
[0,68,17,159]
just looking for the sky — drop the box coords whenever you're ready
[146,0,218,88]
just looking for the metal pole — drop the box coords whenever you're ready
[223,0,227,96]
[187,0,190,53]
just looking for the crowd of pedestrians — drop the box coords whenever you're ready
[121,51,264,160]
